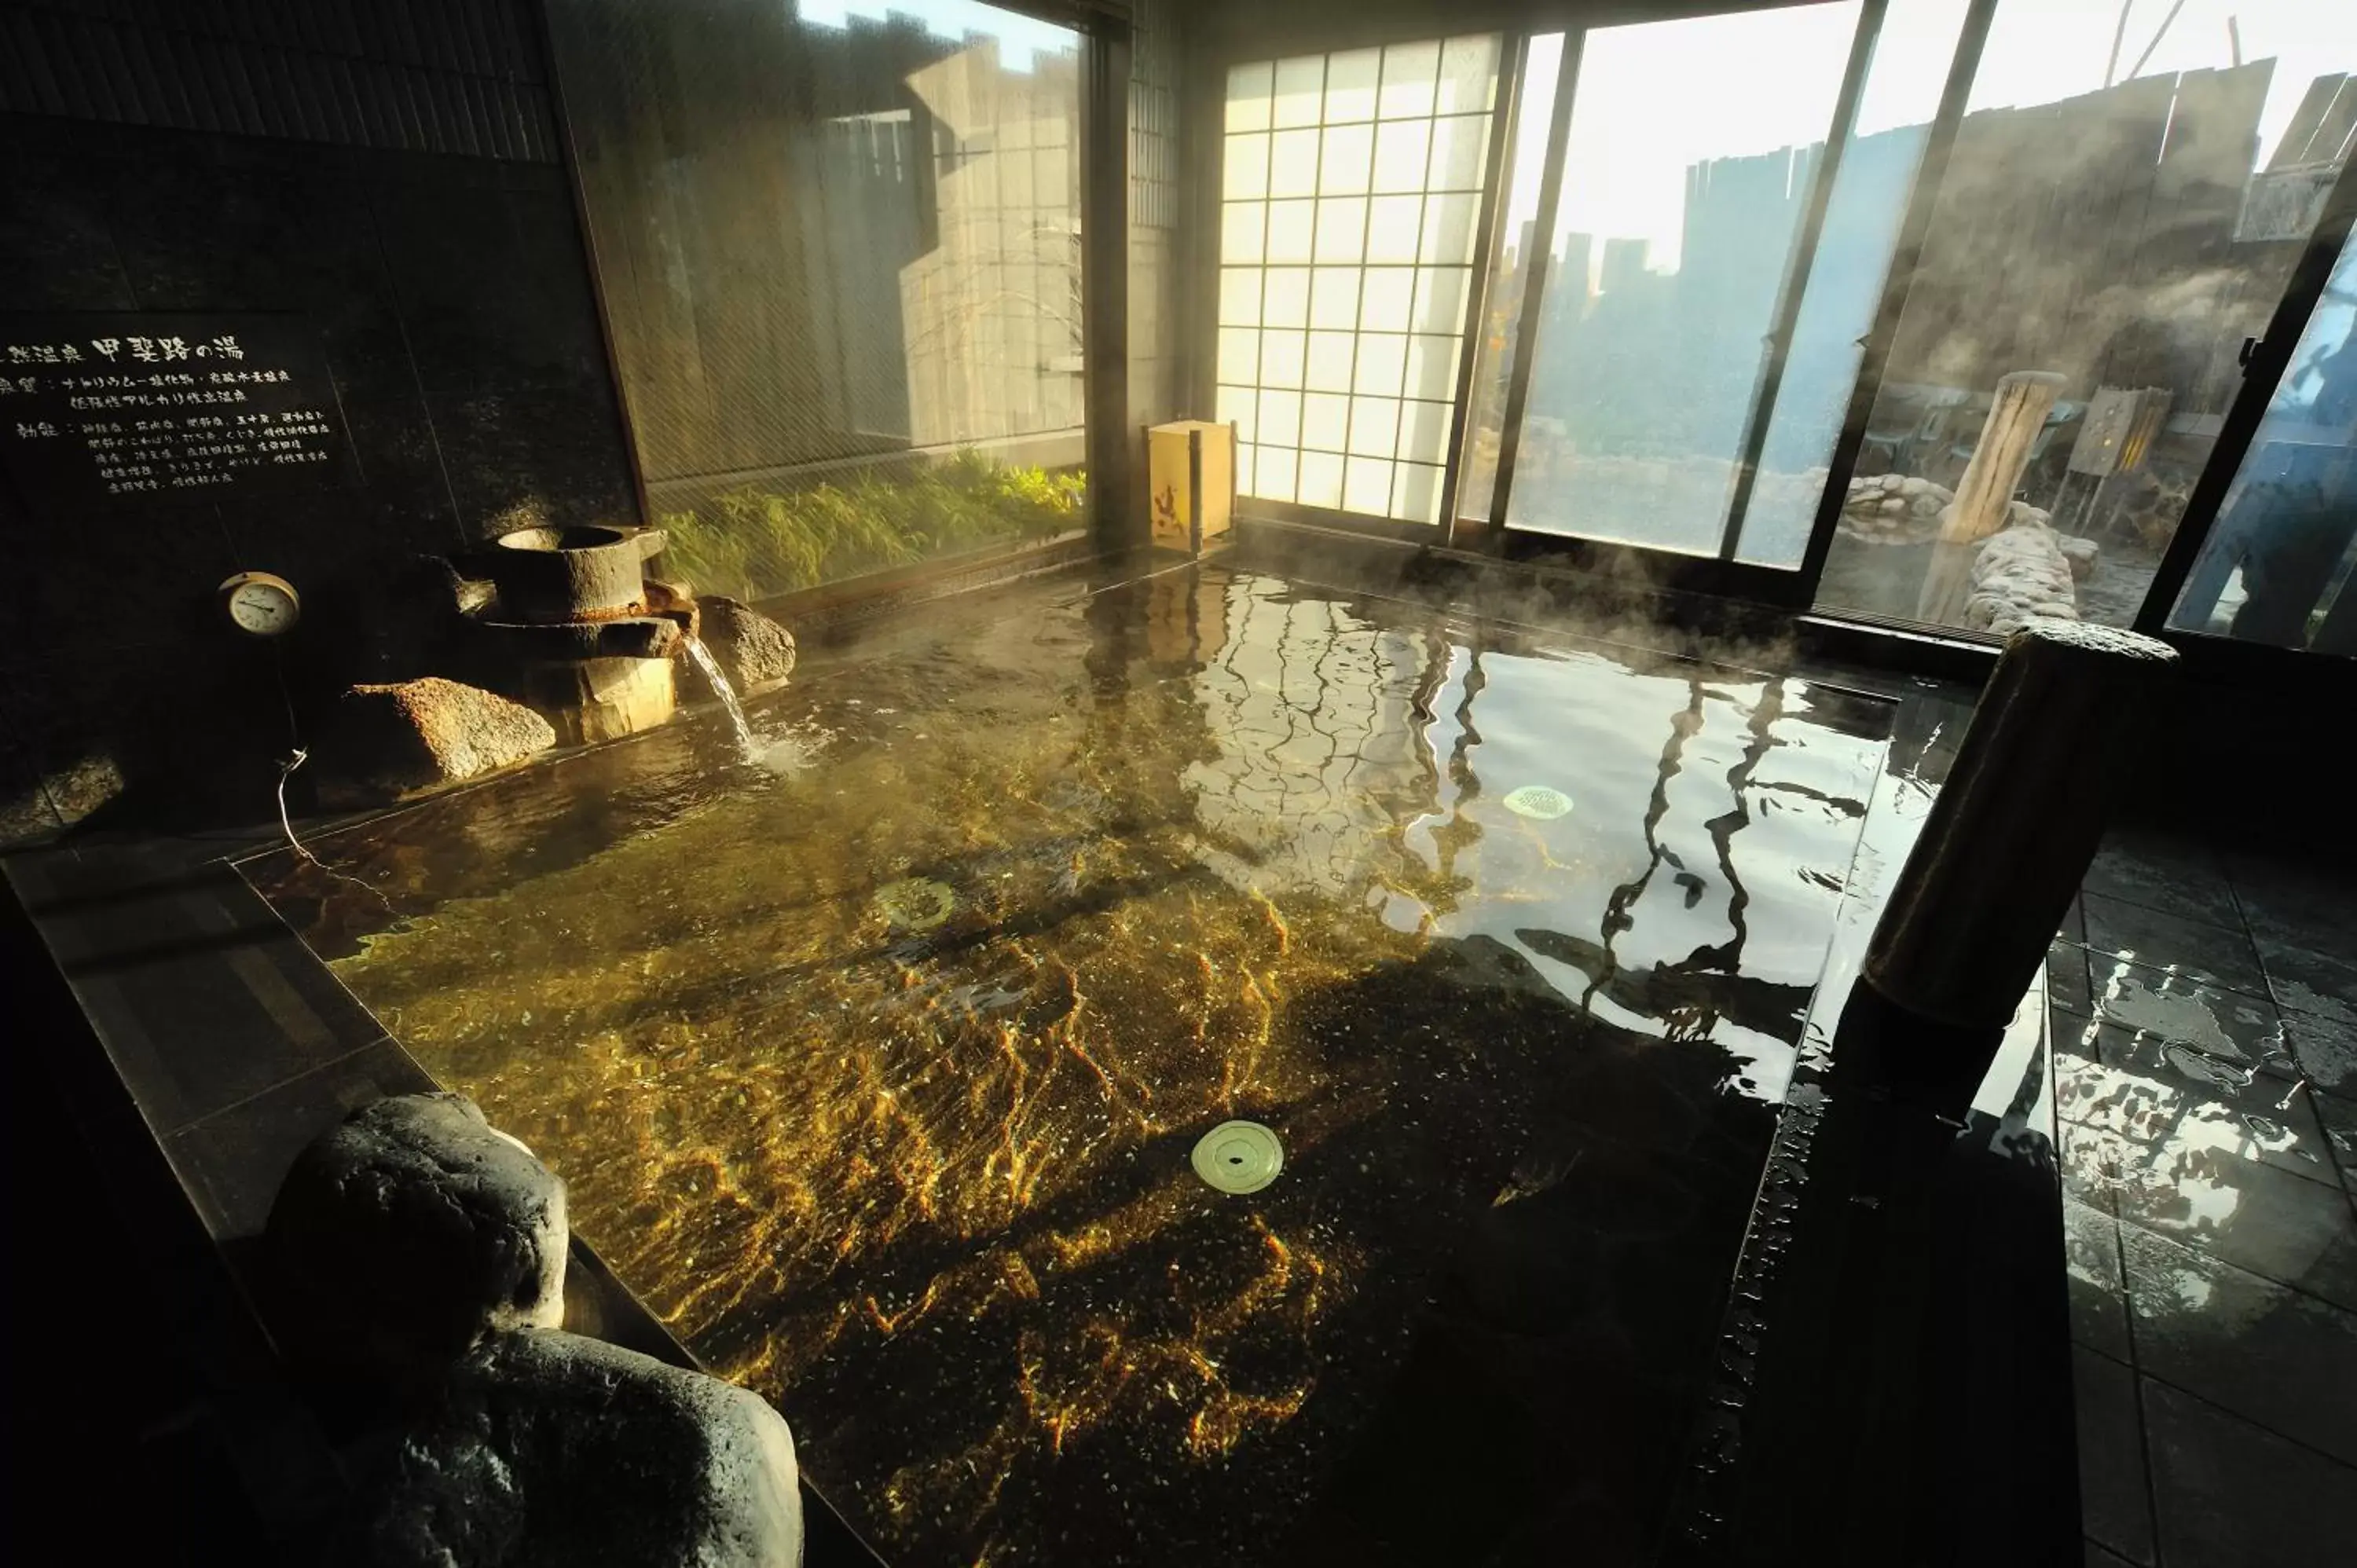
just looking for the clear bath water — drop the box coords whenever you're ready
[249,562,1893,1566]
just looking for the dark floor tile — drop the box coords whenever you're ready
[2119,1222,2357,1465]
[2073,1346,2154,1566]
[2082,830,2242,932]
[2142,1379,2357,1568]
[2252,932,2357,1030]
[2316,1093,2355,1187]
[2084,1544,2135,1568]
[163,1035,433,1243]
[2065,1200,2132,1362]
[2061,1120,2357,1310]
[2051,940,2093,1017]
[2085,954,2289,1074]
[2063,1020,2339,1189]
[2077,894,2267,998]
[2225,853,2357,967]
[2282,1009,2357,1094]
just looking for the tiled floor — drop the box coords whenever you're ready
[2050,830,2357,1567]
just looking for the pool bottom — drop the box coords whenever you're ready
[249,562,1891,1566]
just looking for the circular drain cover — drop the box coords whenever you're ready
[874,877,955,931]
[1503,784,1574,819]
[1192,1120,1283,1195]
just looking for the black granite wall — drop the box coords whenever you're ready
[0,2,637,844]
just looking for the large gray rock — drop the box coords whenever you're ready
[373,1330,802,1568]
[267,1094,567,1365]
[327,678,555,796]
[695,597,797,695]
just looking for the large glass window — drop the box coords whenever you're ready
[1215,37,1501,523]
[2167,228,2356,653]
[1501,2,1864,554]
[547,0,1089,599]
[1813,0,2355,632]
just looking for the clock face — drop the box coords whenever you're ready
[220,572,300,637]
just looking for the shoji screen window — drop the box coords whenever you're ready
[1217,38,1501,523]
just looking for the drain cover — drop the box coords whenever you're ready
[1192,1120,1283,1195]
[1503,784,1574,819]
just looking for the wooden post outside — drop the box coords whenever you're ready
[1915,370,2068,625]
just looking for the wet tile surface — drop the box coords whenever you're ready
[2072,1346,2154,1566]
[2084,954,2289,1074]
[2063,1199,2131,1363]
[2080,831,2242,933]
[2253,935,2357,1029]
[2141,1379,2357,1568]
[2117,1224,2357,1466]
[2062,1119,2357,1311]
[2058,1020,2338,1189]
[2076,892,2267,998]
[2282,1009,2357,1094]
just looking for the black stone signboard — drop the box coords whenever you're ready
[0,312,355,512]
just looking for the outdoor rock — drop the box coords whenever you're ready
[325,678,555,796]
[696,595,798,695]
[2058,535,2100,580]
[267,1094,568,1365]
[370,1329,802,1568]
[1963,522,2080,636]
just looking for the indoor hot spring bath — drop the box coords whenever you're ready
[247,561,1895,1567]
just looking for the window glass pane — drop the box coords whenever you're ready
[1266,200,1316,263]
[1396,460,1445,522]
[1811,0,2347,628]
[1303,392,1351,450]
[1305,330,1358,392]
[1372,120,1433,194]
[1413,267,1471,333]
[1219,35,1501,521]
[1349,395,1402,456]
[1733,0,1970,566]
[2168,229,2356,652]
[1406,334,1460,401]
[1315,197,1370,262]
[1438,35,1501,115]
[1273,56,1325,127]
[1325,48,1384,123]
[1354,332,1409,396]
[1236,442,1257,495]
[1457,32,1566,520]
[1219,267,1263,327]
[1506,2,1862,553]
[1402,398,1452,464]
[1259,389,1303,448]
[1345,455,1397,511]
[1227,61,1274,132]
[1310,266,1363,329]
[1427,115,1491,190]
[1269,128,1321,198]
[1222,202,1266,264]
[1418,192,1483,263]
[1256,443,1299,501]
[1299,449,1347,506]
[1260,329,1307,388]
[1217,327,1260,384]
[1262,266,1310,328]
[1361,267,1416,332]
[558,0,1089,596]
[1217,383,1258,440]
[1365,194,1425,262]
[1380,42,1441,120]
[1224,132,1270,200]
[1319,123,1376,195]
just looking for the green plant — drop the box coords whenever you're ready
[658,455,1087,602]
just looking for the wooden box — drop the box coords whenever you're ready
[1146,420,1237,555]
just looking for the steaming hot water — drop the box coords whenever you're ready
[250,563,1892,1566]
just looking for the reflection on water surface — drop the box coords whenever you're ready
[252,565,1890,1566]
